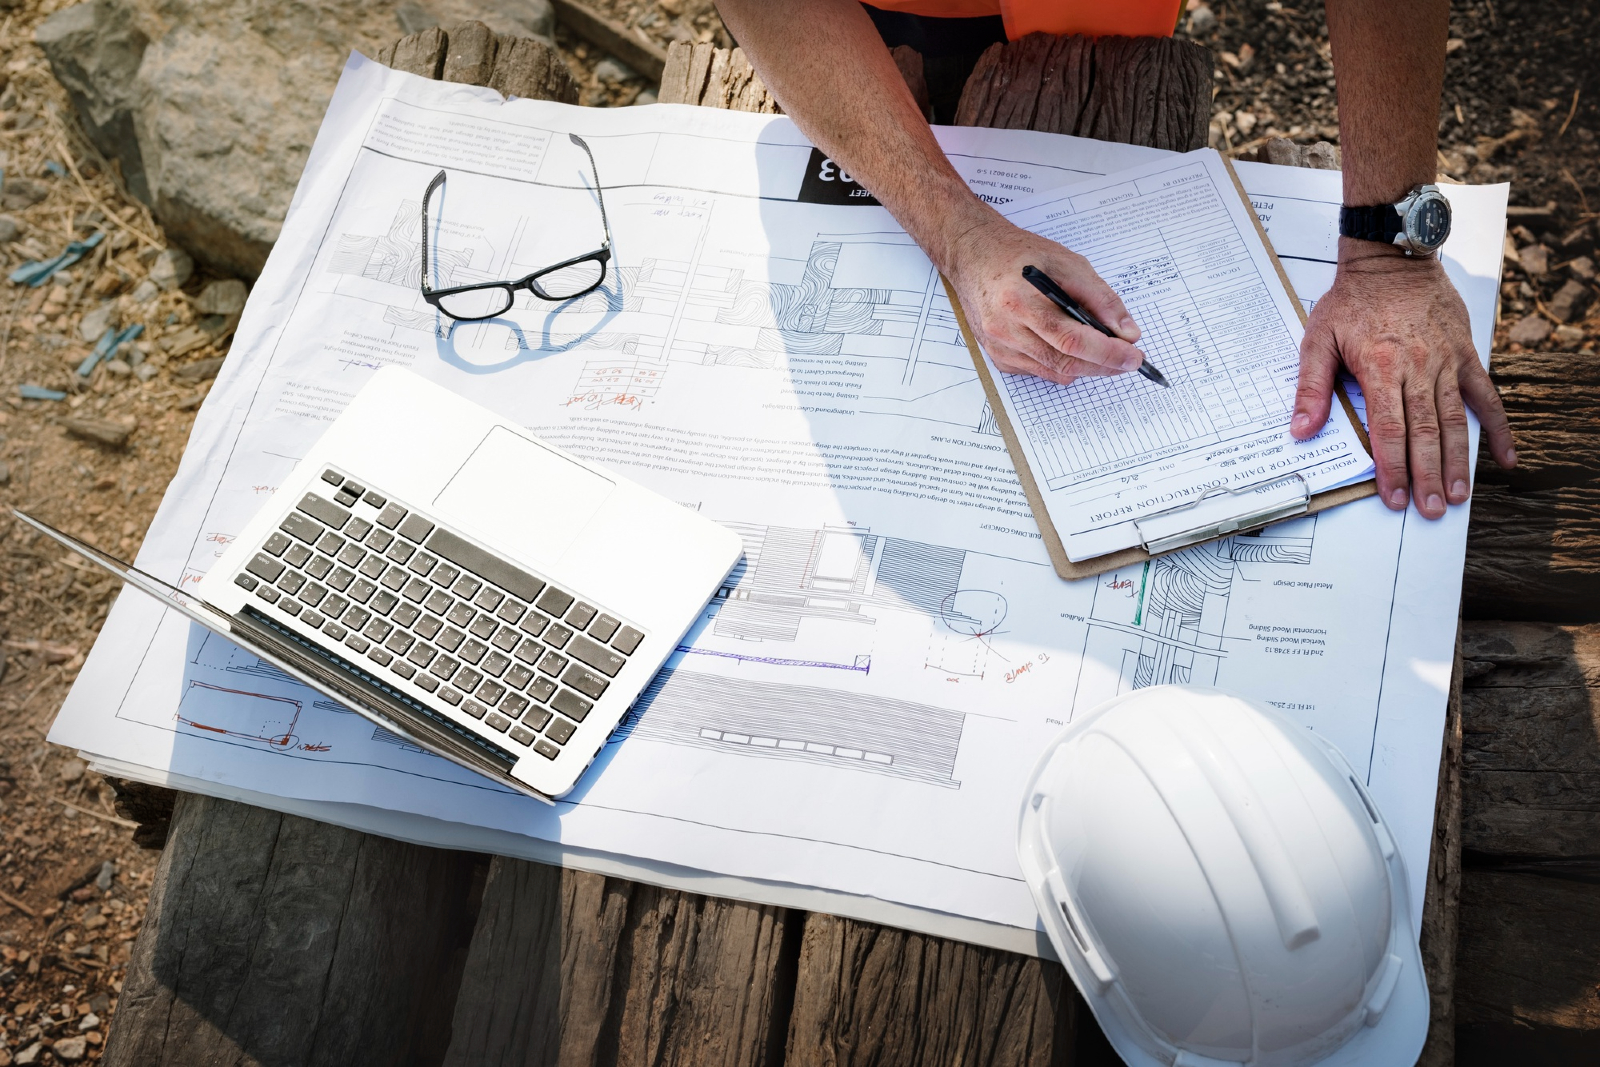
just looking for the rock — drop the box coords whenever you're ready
[1554,324,1586,346]
[1,177,47,211]
[1518,243,1549,276]
[632,87,658,106]
[593,57,636,84]
[104,357,132,376]
[1548,278,1592,323]
[1571,255,1596,281]
[13,1042,42,1065]
[95,860,114,890]
[1234,110,1257,136]
[60,758,86,782]
[78,301,117,342]
[63,415,135,448]
[173,355,224,381]
[149,247,192,290]
[133,361,157,382]
[78,1012,100,1031]
[160,325,211,356]
[128,277,159,303]
[0,215,19,243]
[51,1037,87,1063]
[194,278,246,314]
[1507,314,1552,346]
[38,0,552,278]
[1187,4,1216,34]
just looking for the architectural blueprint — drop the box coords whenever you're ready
[51,55,1508,952]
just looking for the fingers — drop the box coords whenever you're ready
[1436,375,1472,505]
[988,334,1096,385]
[1026,315,1145,375]
[1403,371,1447,519]
[1059,260,1141,343]
[1460,356,1517,469]
[1363,375,1411,511]
[1291,323,1339,440]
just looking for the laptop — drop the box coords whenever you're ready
[17,367,743,801]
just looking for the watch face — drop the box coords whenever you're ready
[1407,194,1451,251]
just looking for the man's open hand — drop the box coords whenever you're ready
[946,216,1147,384]
[1292,240,1516,518]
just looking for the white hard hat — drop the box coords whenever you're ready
[1017,685,1427,1067]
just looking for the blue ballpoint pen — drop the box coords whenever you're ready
[1021,265,1170,387]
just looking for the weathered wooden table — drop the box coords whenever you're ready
[96,22,1600,1067]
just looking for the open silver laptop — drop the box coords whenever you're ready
[18,367,743,801]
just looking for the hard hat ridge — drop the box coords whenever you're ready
[1017,685,1428,1067]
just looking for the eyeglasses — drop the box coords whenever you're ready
[420,133,612,322]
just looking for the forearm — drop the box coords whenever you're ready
[1325,0,1447,208]
[715,0,996,273]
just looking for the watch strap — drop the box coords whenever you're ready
[1339,203,1405,244]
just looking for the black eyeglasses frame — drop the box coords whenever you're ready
[418,133,613,323]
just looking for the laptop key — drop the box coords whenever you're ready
[458,639,488,665]
[366,528,395,552]
[478,651,509,678]
[518,612,550,638]
[469,615,498,640]
[280,512,322,544]
[566,602,597,629]
[561,664,609,701]
[551,688,593,722]
[567,635,626,678]
[255,586,280,604]
[430,656,459,682]
[501,693,530,717]
[263,532,292,557]
[280,599,303,616]
[534,738,560,760]
[370,590,399,615]
[336,542,366,567]
[484,712,512,733]
[496,599,526,624]
[306,555,333,580]
[447,602,475,626]
[298,493,351,530]
[425,528,545,603]
[537,651,569,677]
[376,502,407,529]
[543,623,573,649]
[246,554,284,583]
[344,634,369,654]
[407,644,437,669]
[453,575,482,600]
[431,563,460,588]
[346,518,373,541]
[277,571,307,595]
[392,660,416,679]
[437,627,464,652]
[408,553,437,577]
[588,614,620,642]
[342,607,371,631]
[235,573,258,591]
[363,490,387,508]
[402,578,431,602]
[506,665,537,692]
[477,681,507,706]
[322,595,349,620]
[454,668,482,694]
[393,604,421,627]
[522,706,553,731]
[284,543,313,568]
[514,639,542,664]
[334,488,360,507]
[359,555,388,580]
[492,626,521,652]
[364,619,393,642]
[398,514,435,543]
[535,587,574,618]
[439,687,463,707]
[381,565,409,591]
[611,626,645,656]
[327,567,355,592]
[414,615,443,640]
[368,647,393,667]
[545,717,577,745]
[386,541,416,565]
[385,631,414,655]
[509,725,535,746]
[461,699,488,720]
[474,588,505,612]
[301,611,326,630]
[417,591,447,617]
[527,676,557,703]
[315,532,345,555]
[414,674,439,693]
[321,469,343,486]
[348,578,377,604]
[324,623,347,642]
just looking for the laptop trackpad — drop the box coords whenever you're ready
[434,426,614,563]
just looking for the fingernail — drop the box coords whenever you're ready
[1290,413,1310,433]
[1506,447,1518,465]
[1120,316,1137,336]
[1426,494,1444,514]
[1124,354,1144,372]
[1450,479,1468,500]
[1389,489,1408,508]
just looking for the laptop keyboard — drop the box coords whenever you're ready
[229,467,645,763]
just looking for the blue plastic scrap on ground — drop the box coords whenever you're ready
[18,384,67,400]
[76,322,145,377]
[9,231,105,288]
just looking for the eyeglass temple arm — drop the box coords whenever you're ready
[568,134,612,248]
[420,170,446,293]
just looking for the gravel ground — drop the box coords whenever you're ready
[0,1,1592,1062]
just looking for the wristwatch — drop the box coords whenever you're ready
[1338,184,1452,256]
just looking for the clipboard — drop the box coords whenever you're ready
[948,156,1377,581]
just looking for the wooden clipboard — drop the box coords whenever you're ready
[949,156,1377,581]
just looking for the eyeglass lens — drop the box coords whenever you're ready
[435,286,515,320]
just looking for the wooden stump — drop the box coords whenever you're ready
[955,33,1213,152]
[376,22,579,105]
[659,42,781,113]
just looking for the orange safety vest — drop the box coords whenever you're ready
[868,0,1183,40]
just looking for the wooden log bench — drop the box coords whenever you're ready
[91,22,1593,1067]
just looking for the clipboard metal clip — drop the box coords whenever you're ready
[1133,473,1312,555]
